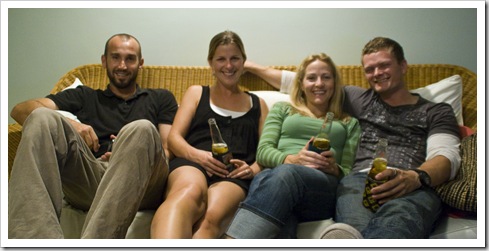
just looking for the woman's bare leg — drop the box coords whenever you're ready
[151,166,208,238]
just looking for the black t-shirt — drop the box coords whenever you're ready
[47,84,178,157]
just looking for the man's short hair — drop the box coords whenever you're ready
[104,33,142,59]
[362,37,405,64]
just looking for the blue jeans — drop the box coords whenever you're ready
[335,171,442,238]
[226,164,338,238]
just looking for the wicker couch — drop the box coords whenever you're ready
[7,63,477,239]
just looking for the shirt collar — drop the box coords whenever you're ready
[102,84,148,101]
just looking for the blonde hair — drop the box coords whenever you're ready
[289,53,348,121]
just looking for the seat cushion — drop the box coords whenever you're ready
[60,202,154,239]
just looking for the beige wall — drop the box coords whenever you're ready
[6,6,479,124]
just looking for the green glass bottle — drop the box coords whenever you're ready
[208,118,235,172]
[362,138,389,212]
[308,112,334,153]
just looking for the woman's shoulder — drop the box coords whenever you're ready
[270,101,292,111]
[183,85,205,97]
[186,85,205,92]
[180,85,206,107]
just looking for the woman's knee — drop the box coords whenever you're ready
[268,164,300,181]
[166,172,208,209]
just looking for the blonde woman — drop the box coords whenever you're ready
[224,53,361,238]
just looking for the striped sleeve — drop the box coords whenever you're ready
[336,117,361,177]
[256,102,290,168]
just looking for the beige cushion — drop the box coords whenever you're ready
[249,90,290,109]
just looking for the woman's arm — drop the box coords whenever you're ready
[251,97,270,174]
[167,85,201,161]
[256,102,290,168]
[169,86,230,177]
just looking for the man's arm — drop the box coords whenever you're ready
[244,61,283,90]
[415,155,451,187]
[10,98,58,125]
[421,133,461,185]
[11,96,101,152]
[373,133,460,204]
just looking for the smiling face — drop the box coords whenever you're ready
[362,49,407,96]
[208,43,245,87]
[102,35,143,90]
[302,59,335,112]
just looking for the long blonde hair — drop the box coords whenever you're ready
[289,53,347,120]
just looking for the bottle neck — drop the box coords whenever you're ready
[208,118,226,144]
[318,112,334,137]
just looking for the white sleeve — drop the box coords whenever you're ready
[280,70,296,94]
[426,133,461,180]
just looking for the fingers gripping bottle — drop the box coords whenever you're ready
[362,138,388,212]
[308,112,334,153]
[208,118,235,172]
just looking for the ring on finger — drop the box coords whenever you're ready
[392,168,398,178]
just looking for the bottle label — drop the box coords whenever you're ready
[362,175,387,212]
[308,137,331,153]
[213,152,235,172]
[363,139,389,212]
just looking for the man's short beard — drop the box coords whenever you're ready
[107,73,138,89]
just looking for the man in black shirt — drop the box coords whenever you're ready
[8,33,178,238]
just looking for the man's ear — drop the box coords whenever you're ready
[139,58,144,68]
[101,55,107,68]
[401,59,408,74]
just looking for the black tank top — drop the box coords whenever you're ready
[183,86,261,164]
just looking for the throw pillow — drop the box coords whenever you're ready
[62,77,84,90]
[435,132,477,212]
[411,75,464,125]
[249,90,290,109]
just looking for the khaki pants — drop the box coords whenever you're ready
[8,108,168,238]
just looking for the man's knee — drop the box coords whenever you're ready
[120,119,157,137]
[25,107,61,125]
[124,119,154,129]
[21,108,68,138]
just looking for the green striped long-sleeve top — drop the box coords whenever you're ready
[256,101,361,177]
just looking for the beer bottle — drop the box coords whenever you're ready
[362,138,388,212]
[308,112,334,153]
[208,118,235,172]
